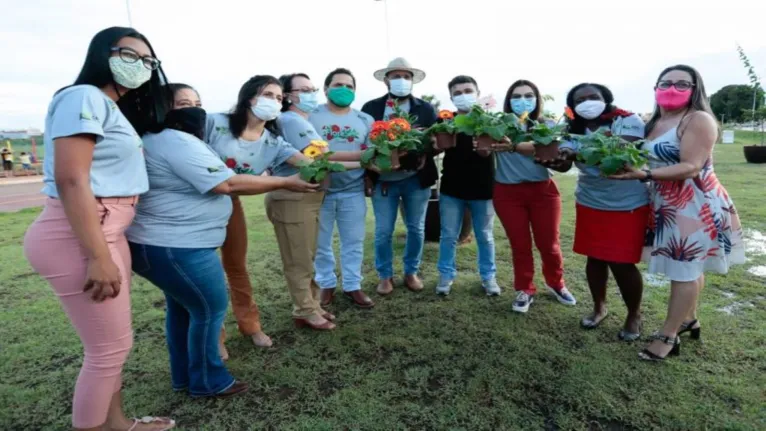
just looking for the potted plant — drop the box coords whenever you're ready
[575,130,648,175]
[453,105,513,151]
[361,117,424,171]
[737,45,766,163]
[426,110,458,150]
[299,140,345,190]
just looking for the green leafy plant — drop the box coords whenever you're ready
[298,151,345,183]
[575,131,648,175]
[523,119,568,146]
[737,45,765,145]
[453,105,513,141]
[360,112,425,171]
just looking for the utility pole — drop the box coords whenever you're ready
[125,0,133,27]
[374,0,391,58]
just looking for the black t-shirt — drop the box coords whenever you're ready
[439,131,495,200]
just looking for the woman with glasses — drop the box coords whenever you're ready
[127,83,317,397]
[23,27,175,431]
[268,71,369,329]
[492,80,576,314]
[543,83,649,342]
[610,65,744,361]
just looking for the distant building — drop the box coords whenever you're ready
[0,130,30,139]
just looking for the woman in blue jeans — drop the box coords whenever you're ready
[127,84,317,397]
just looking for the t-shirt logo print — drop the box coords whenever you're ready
[322,125,359,143]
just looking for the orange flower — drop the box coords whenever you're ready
[372,121,390,132]
[388,118,411,132]
[438,110,454,120]
[387,132,397,141]
[370,129,382,140]
[518,111,529,123]
[564,106,575,120]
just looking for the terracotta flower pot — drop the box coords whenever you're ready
[390,149,401,170]
[311,175,331,191]
[434,132,456,150]
[743,145,766,163]
[475,134,496,151]
[534,141,560,161]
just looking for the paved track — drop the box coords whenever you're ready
[0,180,45,213]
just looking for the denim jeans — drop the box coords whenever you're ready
[371,175,431,279]
[314,190,367,292]
[437,194,497,281]
[129,243,235,396]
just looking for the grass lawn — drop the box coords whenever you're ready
[1,134,765,430]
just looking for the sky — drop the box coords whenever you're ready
[1,0,766,131]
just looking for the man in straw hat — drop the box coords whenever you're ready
[361,57,438,296]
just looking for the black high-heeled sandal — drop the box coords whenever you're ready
[638,333,680,362]
[678,319,701,340]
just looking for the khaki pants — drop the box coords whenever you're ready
[265,189,325,318]
[220,197,261,344]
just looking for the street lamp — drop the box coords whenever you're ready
[374,0,391,58]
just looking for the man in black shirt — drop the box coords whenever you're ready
[435,76,500,296]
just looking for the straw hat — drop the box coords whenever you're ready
[373,57,426,84]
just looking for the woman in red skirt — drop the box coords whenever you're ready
[545,83,649,341]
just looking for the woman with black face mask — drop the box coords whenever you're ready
[126,84,318,399]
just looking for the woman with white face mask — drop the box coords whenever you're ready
[543,83,649,342]
[23,26,176,431]
[205,75,322,356]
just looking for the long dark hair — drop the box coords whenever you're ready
[67,26,171,136]
[279,73,310,112]
[565,83,617,134]
[228,75,281,138]
[504,80,543,121]
[645,64,718,139]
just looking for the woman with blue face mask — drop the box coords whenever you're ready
[492,80,577,315]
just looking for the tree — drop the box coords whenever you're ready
[422,94,441,111]
[737,44,763,122]
[711,85,765,123]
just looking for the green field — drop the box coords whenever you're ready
[1,134,765,430]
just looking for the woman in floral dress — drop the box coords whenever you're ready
[611,65,745,361]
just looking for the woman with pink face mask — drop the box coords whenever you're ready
[610,64,745,361]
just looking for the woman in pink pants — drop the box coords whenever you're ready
[23,27,175,431]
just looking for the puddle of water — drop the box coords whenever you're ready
[747,266,766,277]
[644,273,669,287]
[716,301,754,315]
[743,229,766,256]
[720,290,736,299]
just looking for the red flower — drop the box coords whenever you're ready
[360,144,368,150]
[564,106,575,120]
[347,137,354,142]
[601,108,633,120]
[225,158,236,168]
[243,163,251,168]
[331,125,340,132]
[326,134,333,140]
[386,100,395,108]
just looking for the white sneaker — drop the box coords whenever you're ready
[512,291,534,313]
[436,277,453,296]
[546,285,577,306]
[482,278,502,296]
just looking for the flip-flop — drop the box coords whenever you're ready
[128,416,176,431]
[580,312,608,329]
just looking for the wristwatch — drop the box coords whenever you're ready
[640,169,653,183]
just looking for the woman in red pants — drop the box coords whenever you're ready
[492,80,577,314]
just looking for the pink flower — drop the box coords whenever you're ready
[360,144,368,150]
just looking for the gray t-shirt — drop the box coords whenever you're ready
[205,113,298,175]
[379,99,416,182]
[560,114,650,211]
[42,85,149,198]
[309,104,373,193]
[127,129,235,248]
[273,111,321,178]
[495,122,553,184]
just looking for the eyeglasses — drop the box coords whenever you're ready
[657,80,694,91]
[110,47,161,71]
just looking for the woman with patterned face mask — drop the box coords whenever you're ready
[127,83,316,398]
[543,83,650,342]
[23,27,176,431]
[491,80,576,315]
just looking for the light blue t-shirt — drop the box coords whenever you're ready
[560,114,650,211]
[42,85,148,198]
[127,129,235,248]
[379,99,416,182]
[273,111,321,178]
[309,104,373,193]
[205,113,299,175]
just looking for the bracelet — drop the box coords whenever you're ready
[640,169,652,183]
[510,141,518,153]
